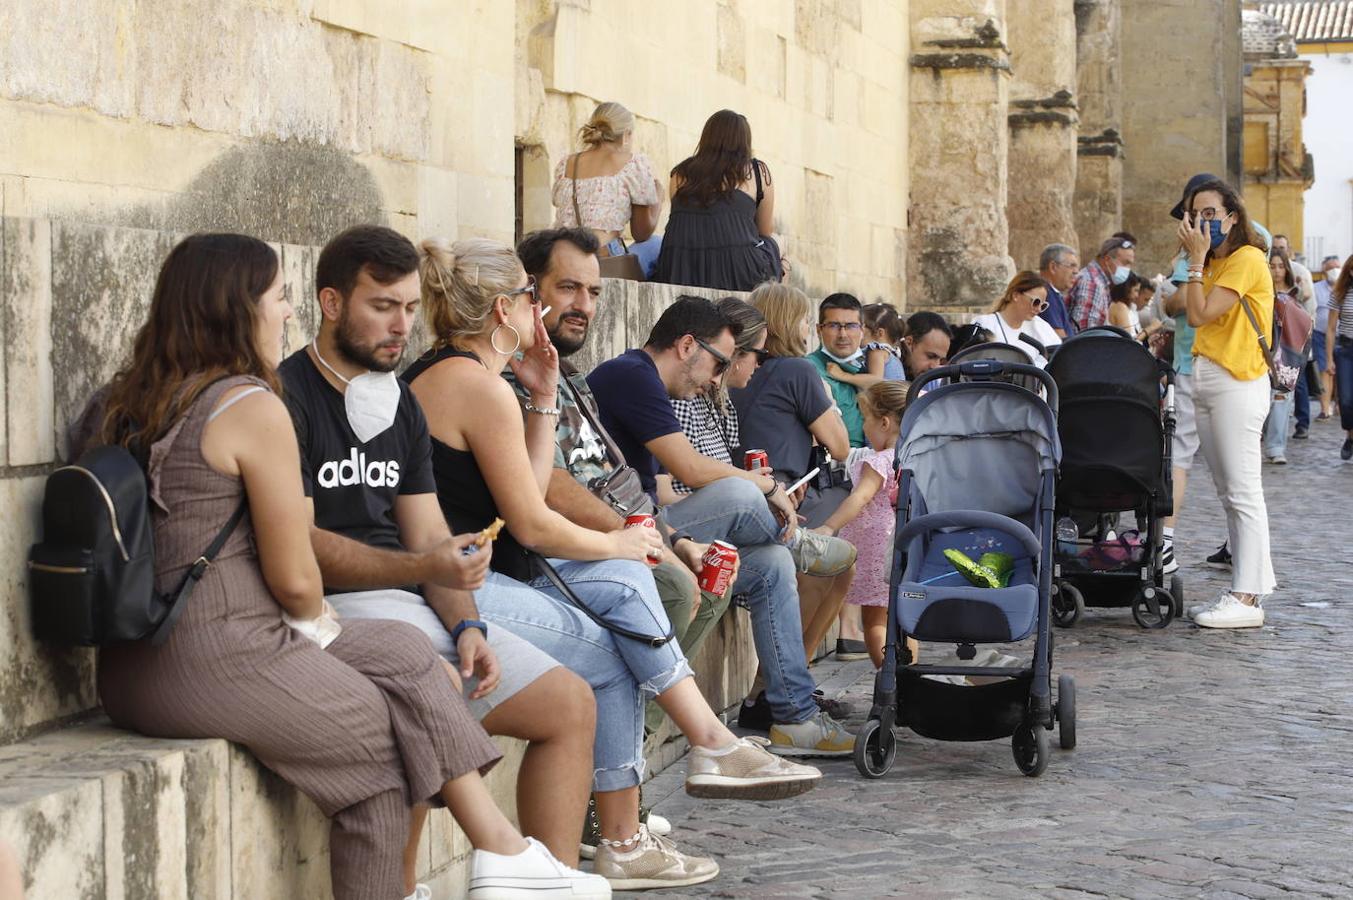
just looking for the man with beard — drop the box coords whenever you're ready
[585,293,858,757]
[278,225,600,893]
[508,229,727,690]
[901,311,953,379]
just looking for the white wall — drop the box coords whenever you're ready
[1302,51,1353,264]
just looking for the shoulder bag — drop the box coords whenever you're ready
[1238,294,1300,393]
[561,371,654,518]
[571,153,644,282]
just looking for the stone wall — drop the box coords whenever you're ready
[0,214,763,896]
[1072,0,1124,262]
[515,0,912,303]
[1006,0,1080,270]
[907,1,1014,311]
[1119,0,1245,274]
[1242,58,1313,245]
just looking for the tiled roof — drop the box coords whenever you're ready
[1244,8,1298,57]
[1259,1,1353,43]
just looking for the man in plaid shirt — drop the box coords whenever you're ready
[1067,236,1136,332]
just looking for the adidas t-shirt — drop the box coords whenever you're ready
[278,349,436,552]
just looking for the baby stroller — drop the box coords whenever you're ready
[1046,326,1180,628]
[855,359,1075,780]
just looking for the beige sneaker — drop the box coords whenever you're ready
[686,736,822,799]
[592,825,719,890]
[768,711,856,757]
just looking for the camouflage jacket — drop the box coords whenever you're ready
[503,360,616,487]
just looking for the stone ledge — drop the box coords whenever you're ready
[0,607,757,898]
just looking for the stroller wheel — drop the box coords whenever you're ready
[1052,582,1084,628]
[1056,674,1077,750]
[1170,574,1186,613]
[1131,584,1175,629]
[1012,722,1050,777]
[853,718,897,779]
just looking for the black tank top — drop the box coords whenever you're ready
[400,346,534,582]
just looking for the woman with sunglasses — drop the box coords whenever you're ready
[403,238,821,890]
[973,271,1063,367]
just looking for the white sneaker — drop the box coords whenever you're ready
[1193,593,1264,629]
[403,885,431,900]
[468,837,611,899]
[1186,592,1227,620]
[1267,454,1288,465]
[646,811,672,836]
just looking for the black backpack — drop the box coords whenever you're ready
[27,443,244,646]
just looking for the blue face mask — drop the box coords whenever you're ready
[1112,266,1131,285]
[1204,218,1227,250]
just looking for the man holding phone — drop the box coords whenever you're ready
[514,228,856,758]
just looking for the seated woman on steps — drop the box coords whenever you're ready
[82,233,605,900]
[552,101,664,277]
[402,236,823,892]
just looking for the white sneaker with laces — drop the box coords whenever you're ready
[592,825,718,890]
[468,837,611,899]
[1193,593,1264,629]
[1186,591,1228,620]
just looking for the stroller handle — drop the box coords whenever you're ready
[895,510,1043,559]
[907,359,1059,413]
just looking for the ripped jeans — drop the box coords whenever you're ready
[477,559,691,792]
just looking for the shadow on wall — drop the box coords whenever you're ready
[125,141,386,247]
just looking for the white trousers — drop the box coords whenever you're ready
[1192,356,1277,596]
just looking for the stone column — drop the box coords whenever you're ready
[1072,0,1123,262]
[908,2,1014,312]
[1120,0,1245,272]
[1006,0,1079,271]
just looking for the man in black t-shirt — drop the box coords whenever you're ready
[279,225,595,875]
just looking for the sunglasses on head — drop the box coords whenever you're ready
[694,337,731,375]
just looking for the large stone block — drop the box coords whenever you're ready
[2,218,55,466]
[0,775,104,898]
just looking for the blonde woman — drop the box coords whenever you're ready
[402,238,822,889]
[552,101,664,275]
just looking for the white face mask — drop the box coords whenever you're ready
[821,347,865,367]
[312,341,401,443]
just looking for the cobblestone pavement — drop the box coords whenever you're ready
[641,414,1353,898]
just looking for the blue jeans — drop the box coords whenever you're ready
[660,477,818,724]
[1335,338,1353,430]
[1262,389,1294,458]
[1294,360,1311,430]
[476,562,691,792]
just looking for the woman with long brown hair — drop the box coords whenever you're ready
[652,109,782,291]
[89,233,595,900]
[1177,177,1276,628]
[1262,248,1303,465]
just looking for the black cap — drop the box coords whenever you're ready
[1170,173,1220,220]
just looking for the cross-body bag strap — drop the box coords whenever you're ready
[1236,294,1282,380]
[527,550,673,647]
[570,153,586,230]
[701,394,736,463]
[562,368,628,468]
[149,498,247,646]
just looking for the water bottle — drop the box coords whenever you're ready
[1055,517,1079,558]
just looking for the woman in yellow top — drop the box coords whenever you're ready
[1176,177,1276,629]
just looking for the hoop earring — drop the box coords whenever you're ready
[490,323,522,356]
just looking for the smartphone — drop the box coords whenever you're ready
[784,467,821,495]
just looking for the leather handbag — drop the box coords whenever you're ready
[571,154,644,281]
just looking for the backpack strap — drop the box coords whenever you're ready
[752,158,764,206]
[570,153,585,229]
[149,498,247,646]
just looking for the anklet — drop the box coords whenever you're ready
[599,830,643,849]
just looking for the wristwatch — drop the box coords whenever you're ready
[450,619,489,643]
[669,532,694,550]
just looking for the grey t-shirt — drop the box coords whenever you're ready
[729,356,833,481]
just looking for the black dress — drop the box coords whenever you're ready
[653,159,782,292]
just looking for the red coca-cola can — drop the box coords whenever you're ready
[698,540,739,595]
[744,449,769,471]
[625,513,661,565]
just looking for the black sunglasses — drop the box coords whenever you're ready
[750,347,771,364]
[694,337,731,375]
